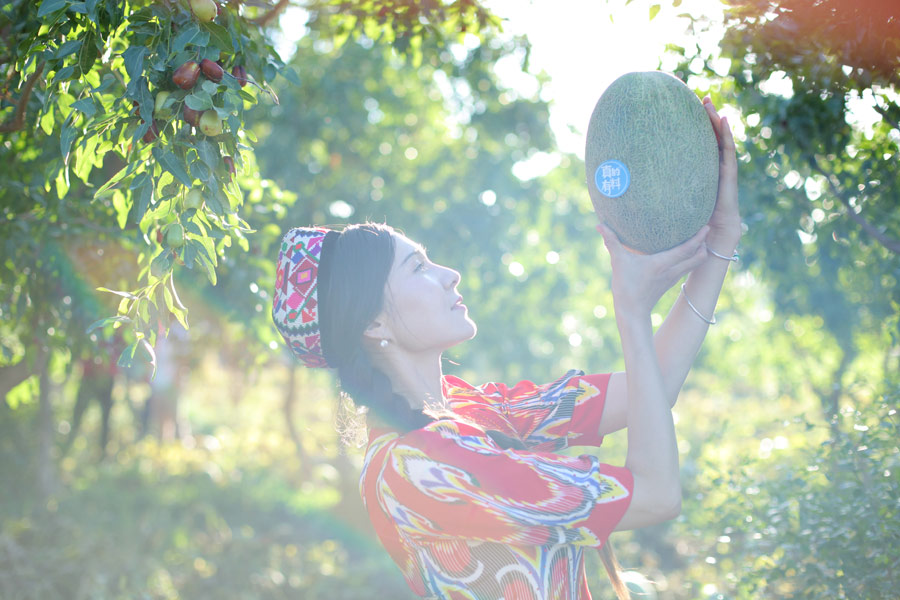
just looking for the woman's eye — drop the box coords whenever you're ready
[414,261,426,272]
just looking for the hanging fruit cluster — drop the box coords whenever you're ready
[106,0,298,296]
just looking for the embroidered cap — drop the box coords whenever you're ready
[272,227,333,368]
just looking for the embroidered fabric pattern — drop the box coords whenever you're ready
[271,227,330,368]
[359,370,635,600]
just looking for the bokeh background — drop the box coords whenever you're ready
[1,0,898,598]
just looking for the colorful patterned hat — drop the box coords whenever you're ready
[272,227,333,368]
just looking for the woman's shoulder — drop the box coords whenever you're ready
[442,369,588,402]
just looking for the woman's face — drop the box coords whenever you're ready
[376,233,476,353]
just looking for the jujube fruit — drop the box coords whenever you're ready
[231,65,248,87]
[154,91,172,118]
[142,120,160,143]
[173,61,200,90]
[182,106,201,127]
[200,59,224,83]
[190,0,217,22]
[185,188,205,210]
[199,110,224,136]
[165,223,185,248]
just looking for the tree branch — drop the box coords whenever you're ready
[809,157,900,254]
[249,0,291,26]
[873,103,900,133]
[0,62,44,134]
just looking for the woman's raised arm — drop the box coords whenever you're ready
[596,221,710,530]
[597,98,741,438]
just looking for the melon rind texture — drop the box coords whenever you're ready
[585,71,719,254]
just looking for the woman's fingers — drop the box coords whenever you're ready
[702,97,737,165]
[702,96,722,145]
[654,225,709,265]
[596,222,625,255]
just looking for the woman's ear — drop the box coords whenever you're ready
[362,315,391,344]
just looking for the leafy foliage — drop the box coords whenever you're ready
[680,391,900,599]
[0,0,499,376]
[671,0,900,422]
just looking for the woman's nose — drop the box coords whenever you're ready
[443,266,460,289]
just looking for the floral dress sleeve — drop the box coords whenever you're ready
[444,369,611,452]
[376,419,633,548]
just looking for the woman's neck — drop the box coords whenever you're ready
[379,349,446,410]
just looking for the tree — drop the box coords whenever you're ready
[0,0,499,496]
[663,2,900,597]
[673,0,899,423]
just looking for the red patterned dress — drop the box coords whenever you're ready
[358,370,635,600]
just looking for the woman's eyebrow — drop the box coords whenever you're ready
[400,245,428,267]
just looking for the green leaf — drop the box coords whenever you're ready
[55,39,82,59]
[649,4,661,20]
[85,316,131,334]
[130,172,150,191]
[152,147,193,187]
[78,30,99,74]
[189,160,211,181]
[182,240,198,269]
[202,22,233,52]
[196,251,217,285]
[173,23,201,53]
[117,341,139,369]
[134,180,153,223]
[150,249,173,278]
[112,189,130,229]
[60,117,77,158]
[200,79,219,95]
[90,73,115,93]
[55,168,69,198]
[168,274,187,311]
[279,65,301,87]
[184,90,213,111]
[95,161,137,198]
[122,46,148,80]
[163,283,190,327]
[71,97,96,117]
[85,0,100,22]
[191,236,216,266]
[196,139,219,168]
[97,287,138,299]
[40,108,55,135]
[37,0,68,18]
[140,339,157,379]
[52,65,75,85]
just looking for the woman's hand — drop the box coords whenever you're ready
[702,97,741,248]
[597,222,710,320]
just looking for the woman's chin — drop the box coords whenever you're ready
[448,322,477,347]
[462,315,477,338]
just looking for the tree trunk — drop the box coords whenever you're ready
[283,363,313,481]
[36,348,56,501]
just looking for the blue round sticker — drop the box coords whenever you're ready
[594,160,630,198]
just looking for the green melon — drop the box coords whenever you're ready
[585,71,719,254]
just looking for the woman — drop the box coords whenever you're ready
[272,98,739,600]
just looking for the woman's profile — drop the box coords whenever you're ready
[272,98,739,600]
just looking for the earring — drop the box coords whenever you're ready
[380,339,389,348]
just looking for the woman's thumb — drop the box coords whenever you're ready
[596,222,622,252]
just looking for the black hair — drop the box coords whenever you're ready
[318,223,435,433]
